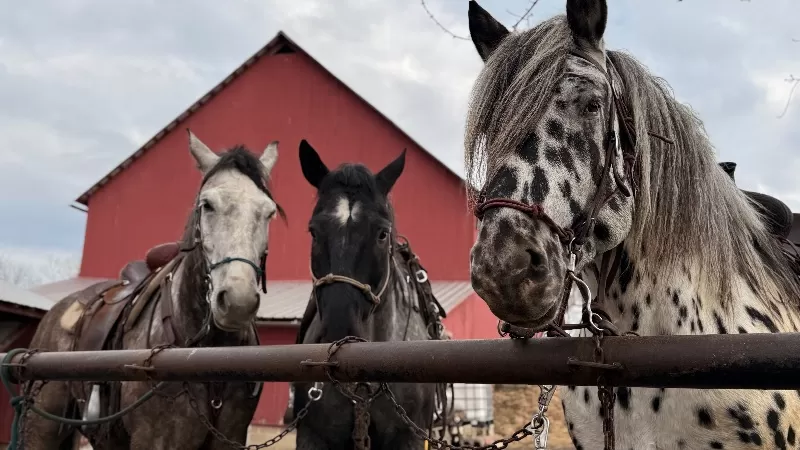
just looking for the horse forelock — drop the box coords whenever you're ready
[464,15,571,208]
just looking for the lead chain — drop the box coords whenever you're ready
[527,384,557,449]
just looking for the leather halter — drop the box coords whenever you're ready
[309,243,394,315]
[474,49,666,336]
[181,201,269,297]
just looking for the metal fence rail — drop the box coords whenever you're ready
[3,333,800,388]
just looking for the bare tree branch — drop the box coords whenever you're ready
[420,0,540,40]
[511,0,542,31]
[777,75,799,119]
[420,0,469,40]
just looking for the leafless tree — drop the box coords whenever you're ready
[0,252,80,289]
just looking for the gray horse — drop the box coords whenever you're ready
[290,139,444,450]
[21,131,281,450]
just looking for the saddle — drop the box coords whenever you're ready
[720,162,794,238]
[73,242,182,353]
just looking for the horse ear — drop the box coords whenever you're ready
[719,162,737,183]
[187,129,219,173]
[260,140,279,178]
[468,0,509,62]
[375,149,406,196]
[299,139,329,189]
[566,0,608,51]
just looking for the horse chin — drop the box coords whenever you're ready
[503,300,560,331]
[212,315,249,333]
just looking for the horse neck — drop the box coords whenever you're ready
[588,242,800,336]
[366,258,428,342]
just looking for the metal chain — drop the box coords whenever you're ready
[528,385,557,449]
[381,384,533,450]
[352,395,372,450]
[594,335,616,450]
[318,336,540,450]
[183,380,320,449]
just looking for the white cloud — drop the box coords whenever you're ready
[0,0,798,258]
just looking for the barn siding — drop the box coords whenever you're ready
[80,48,473,282]
[441,294,498,340]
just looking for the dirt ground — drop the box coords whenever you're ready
[1,422,573,450]
[5,385,576,450]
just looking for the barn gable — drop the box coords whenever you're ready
[75,31,463,206]
[76,31,476,282]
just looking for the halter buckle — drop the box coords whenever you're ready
[308,384,323,402]
[415,269,428,284]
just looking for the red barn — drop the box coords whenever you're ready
[34,31,498,427]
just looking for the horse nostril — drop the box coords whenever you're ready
[527,249,548,280]
[527,249,546,269]
[216,290,229,313]
[248,294,260,315]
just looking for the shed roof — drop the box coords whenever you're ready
[75,31,464,206]
[255,280,474,322]
[32,277,473,322]
[0,281,54,313]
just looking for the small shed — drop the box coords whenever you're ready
[0,282,53,444]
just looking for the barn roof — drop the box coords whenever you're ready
[31,277,474,323]
[0,281,54,316]
[75,31,464,206]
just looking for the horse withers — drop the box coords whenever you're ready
[291,139,445,450]
[21,130,282,450]
[465,0,800,448]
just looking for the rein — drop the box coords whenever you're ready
[473,49,674,450]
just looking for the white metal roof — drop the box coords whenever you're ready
[0,280,55,312]
[29,277,474,321]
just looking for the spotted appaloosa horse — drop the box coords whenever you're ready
[465,1,800,449]
[22,131,281,450]
[291,140,440,450]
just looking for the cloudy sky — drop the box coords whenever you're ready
[0,0,798,272]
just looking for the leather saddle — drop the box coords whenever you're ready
[74,242,182,353]
[720,162,794,238]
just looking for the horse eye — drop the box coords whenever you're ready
[585,99,602,114]
[201,201,215,213]
[378,230,389,242]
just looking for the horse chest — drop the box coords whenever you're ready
[562,386,800,450]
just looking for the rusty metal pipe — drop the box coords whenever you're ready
[3,333,800,388]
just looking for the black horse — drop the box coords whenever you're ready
[290,139,445,449]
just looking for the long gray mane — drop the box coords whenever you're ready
[465,14,800,309]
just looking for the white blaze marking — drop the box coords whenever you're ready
[334,197,350,225]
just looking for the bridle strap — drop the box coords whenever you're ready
[309,245,394,310]
[181,203,270,295]
[209,256,266,286]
